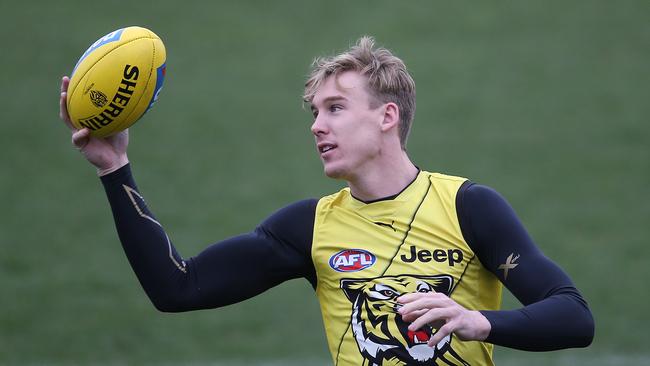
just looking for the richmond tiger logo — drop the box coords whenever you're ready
[341,274,470,366]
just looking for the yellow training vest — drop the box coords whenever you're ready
[312,171,502,366]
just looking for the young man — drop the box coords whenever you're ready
[60,37,594,365]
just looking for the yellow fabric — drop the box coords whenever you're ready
[312,171,502,366]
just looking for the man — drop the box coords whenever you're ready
[60,37,594,365]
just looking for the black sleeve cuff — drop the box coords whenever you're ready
[99,163,133,187]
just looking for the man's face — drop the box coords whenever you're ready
[310,71,386,180]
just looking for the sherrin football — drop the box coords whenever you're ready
[67,26,166,137]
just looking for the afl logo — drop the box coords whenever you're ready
[329,249,376,272]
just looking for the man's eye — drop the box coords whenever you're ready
[330,104,343,112]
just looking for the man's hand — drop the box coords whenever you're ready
[60,76,130,176]
[397,292,491,347]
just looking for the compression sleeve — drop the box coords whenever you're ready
[456,182,595,351]
[100,164,316,312]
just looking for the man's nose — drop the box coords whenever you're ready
[311,115,328,135]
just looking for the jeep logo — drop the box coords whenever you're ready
[400,245,463,266]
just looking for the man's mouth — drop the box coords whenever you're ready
[317,143,337,154]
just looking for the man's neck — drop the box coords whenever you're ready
[347,153,419,202]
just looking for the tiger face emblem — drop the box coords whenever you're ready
[341,274,469,366]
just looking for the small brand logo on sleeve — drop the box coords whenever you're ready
[498,253,520,280]
[329,249,376,272]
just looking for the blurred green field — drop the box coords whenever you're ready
[1,0,648,364]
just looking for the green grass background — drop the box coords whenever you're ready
[1,0,648,364]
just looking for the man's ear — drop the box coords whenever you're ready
[380,102,400,132]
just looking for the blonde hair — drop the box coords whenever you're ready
[304,36,416,149]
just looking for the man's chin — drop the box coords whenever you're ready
[323,166,350,182]
[324,169,343,179]
[323,164,348,180]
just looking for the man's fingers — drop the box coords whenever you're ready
[398,291,448,306]
[60,76,69,93]
[60,91,74,127]
[400,308,428,322]
[72,128,91,149]
[428,322,456,348]
[399,292,488,346]
[397,292,426,303]
[407,307,454,332]
[60,76,75,130]
[398,295,449,316]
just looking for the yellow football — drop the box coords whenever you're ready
[67,26,166,137]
